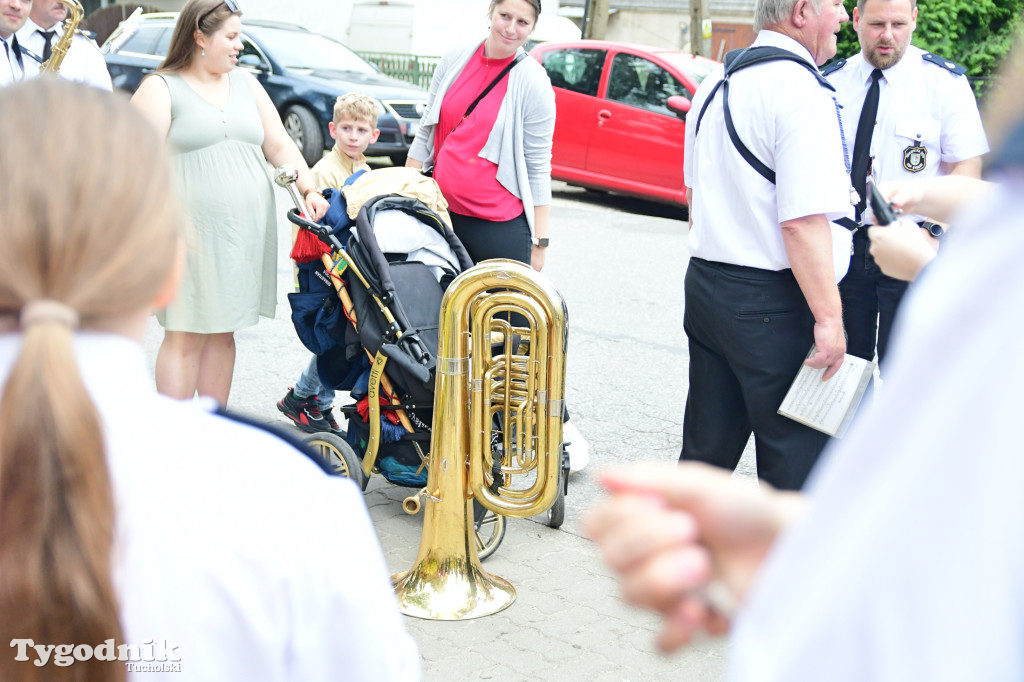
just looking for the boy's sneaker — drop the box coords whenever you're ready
[321,406,345,436]
[563,420,590,474]
[277,388,330,433]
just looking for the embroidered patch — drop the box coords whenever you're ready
[903,145,927,172]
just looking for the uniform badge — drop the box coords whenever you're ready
[903,145,927,172]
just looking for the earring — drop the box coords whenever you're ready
[201,49,205,57]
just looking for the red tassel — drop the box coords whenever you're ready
[290,216,332,263]
[356,396,401,425]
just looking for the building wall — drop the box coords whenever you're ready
[104,0,567,56]
[603,10,687,50]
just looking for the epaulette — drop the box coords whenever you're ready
[213,407,336,476]
[74,28,98,41]
[922,52,966,76]
[821,58,847,77]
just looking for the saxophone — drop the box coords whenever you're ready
[39,0,85,76]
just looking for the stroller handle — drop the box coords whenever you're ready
[287,208,345,252]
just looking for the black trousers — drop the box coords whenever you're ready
[840,229,909,365]
[449,210,531,265]
[680,258,831,491]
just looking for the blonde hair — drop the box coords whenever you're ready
[0,80,181,682]
[333,92,379,128]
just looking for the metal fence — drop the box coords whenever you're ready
[359,52,441,90]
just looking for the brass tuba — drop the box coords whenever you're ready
[39,0,85,76]
[393,259,568,620]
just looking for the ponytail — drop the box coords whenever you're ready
[0,310,124,682]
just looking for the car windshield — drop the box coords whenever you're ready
[658,53,717,86]
[246,25,377,73]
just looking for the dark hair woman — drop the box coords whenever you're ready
[131,0,329,406]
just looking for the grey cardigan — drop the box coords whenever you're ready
[408,42,556,235]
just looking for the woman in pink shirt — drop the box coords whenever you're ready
[408,3,591,472]
[407,0,553,271]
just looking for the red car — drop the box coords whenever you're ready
[530,40,718,206]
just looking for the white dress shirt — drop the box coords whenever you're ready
[17,17,112,90]
[827,45,989,222]
[726,175,1024,681]
[0,332,421,681]
[1,33,26,86]
[684,30,853,276]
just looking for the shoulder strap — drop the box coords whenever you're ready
[464,52,526,119]
[694,46,834,185]
[922,52,966,77]
[344,169,367,186]
[821,57,847,77]
[725,46,834,90]
[213,407,335,475]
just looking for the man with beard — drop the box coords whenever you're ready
[824,0,987,370]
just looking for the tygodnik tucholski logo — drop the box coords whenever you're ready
[10,638,181,672]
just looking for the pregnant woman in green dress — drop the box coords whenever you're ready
[131,0,328,405]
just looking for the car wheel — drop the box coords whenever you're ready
[388,153,407,167]
[283,105,324,166]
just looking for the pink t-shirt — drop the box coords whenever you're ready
[433,45,523,221]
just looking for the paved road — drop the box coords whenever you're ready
[141,179,752,681]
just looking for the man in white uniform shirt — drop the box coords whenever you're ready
[823,0,987,366]
[0,0,32,87]
[679,0,853,491]
[17,0,112,90]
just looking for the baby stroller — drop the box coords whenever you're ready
[284,170,568,560]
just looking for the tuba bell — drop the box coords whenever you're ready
[393,258,568,620]
[39,0,85,76]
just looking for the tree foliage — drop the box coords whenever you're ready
[828,0,1024,99]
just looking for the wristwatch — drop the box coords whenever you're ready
[531,236,549,248]
[919,221,944,238]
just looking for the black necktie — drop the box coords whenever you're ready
[40,30,56,62]
[3,36,24,78]
[851,68,883,221]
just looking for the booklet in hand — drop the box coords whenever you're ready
[777,345,875,438]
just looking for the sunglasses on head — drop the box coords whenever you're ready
[199,0,240,26]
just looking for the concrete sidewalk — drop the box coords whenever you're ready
[366,479,727,682]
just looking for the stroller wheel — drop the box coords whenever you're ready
[302,432,367,491]
[546,483,566,529]
[546,443,569,529]
[472,501,506,561]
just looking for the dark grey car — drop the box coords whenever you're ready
[102,13,427,166]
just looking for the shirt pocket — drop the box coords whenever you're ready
[894,117,940,173]
[894,117,940,144]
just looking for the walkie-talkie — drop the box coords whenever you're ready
[867,177,900,226]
